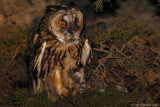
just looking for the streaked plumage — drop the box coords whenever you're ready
[29,2,92,101]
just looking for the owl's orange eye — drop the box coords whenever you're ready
[76,19,79,23]
[59,22,66,26]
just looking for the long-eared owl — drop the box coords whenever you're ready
[29,2,92,101]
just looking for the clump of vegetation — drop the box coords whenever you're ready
[54,87,131,107]
[13,86,153,107]
[0,27,29,71]
[93,0,111,12]
[87,14,160,103]
[0,26,32,106]
[13,88,53,107]
[89,14,153,49]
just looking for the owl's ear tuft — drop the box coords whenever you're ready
[68,1,76,7]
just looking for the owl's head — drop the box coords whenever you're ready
[46,3,84,44]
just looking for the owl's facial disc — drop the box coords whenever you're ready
[49,8,83,44]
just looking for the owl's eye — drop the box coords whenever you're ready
[75,18,79,23]
[76,19,79,23]
[59,22,66,26]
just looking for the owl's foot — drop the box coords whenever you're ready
[62,88,69,96]
[33,78,44,93]
[47,87,68,102]
[56,85,68,96]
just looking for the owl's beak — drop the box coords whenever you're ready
[68,23,76,35]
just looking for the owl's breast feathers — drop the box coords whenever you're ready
[29,33,92,82]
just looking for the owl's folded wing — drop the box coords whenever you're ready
[81,38,93,67]
[29,34,47,79]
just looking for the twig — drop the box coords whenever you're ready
[110,70,125,86]
[2,46,21,72]
[94,55,127,73]
[110,45,128,58]
[93,48,109,53]
[12,46,21,61]
[102,64,116,83]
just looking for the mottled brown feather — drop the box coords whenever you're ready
[29,4,92,101]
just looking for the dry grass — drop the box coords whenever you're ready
[86,15,160,104]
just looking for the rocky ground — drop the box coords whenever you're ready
[0,0,160,106]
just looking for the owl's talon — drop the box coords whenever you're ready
[63,88,69,96]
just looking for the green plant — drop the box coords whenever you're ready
[93,0,111,12]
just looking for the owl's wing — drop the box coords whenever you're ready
[29,34,47,79]
[33,34,39,45]
[81,38,93,67]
